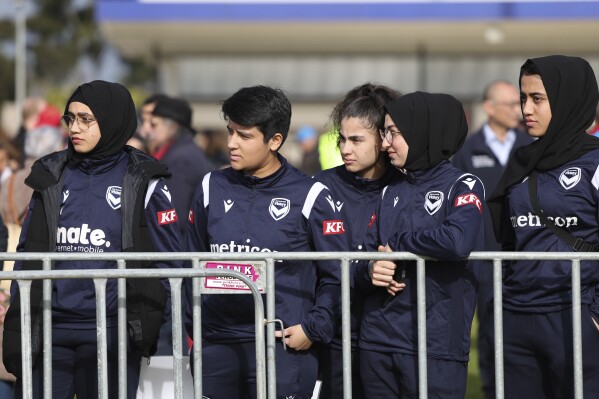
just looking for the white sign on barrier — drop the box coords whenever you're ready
[200,260,266,294]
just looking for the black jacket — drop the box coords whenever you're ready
[3,146,171,378]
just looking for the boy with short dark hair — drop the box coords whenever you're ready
[185,85,348,399]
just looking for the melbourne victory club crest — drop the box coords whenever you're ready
[269,198,290,221]
[106,186,122,210]
[424,191,444,215]
[559,167,581,190]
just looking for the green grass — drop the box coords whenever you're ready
[466,315,484,399]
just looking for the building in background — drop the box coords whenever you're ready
[96,0,599,132]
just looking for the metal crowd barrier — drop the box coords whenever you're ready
[0,253,266,399]
[1,251,596,399]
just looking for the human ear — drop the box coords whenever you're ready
[269,132,284,152]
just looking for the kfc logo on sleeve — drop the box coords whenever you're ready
[158,208,178,225]
[188,209,195,224]
[454,193,482,214]
[323,220,345,235]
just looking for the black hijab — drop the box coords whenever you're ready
[64,80,137,164]
[488,55,599,243]
[384,91,468,171]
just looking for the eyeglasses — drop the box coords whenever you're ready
[379,128,402,143]
[60,114,97,132]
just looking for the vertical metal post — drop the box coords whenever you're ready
[493,258,504,399]
[192,259,202,399]
[571,259,583,399]
[42,259,52,399]
[170,278,184,399]
[416,258,427,399]
[253,274,266,399]
[14,0,26,128]
[266,258,277,399]
[117,259,127,399]
[19,279,33,399]
[341,258,352,399]
[94,278,108,399]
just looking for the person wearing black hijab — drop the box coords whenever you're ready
[487,55,599,398]
[2,80,183,399]
[357,92,484,398]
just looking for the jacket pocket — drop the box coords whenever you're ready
[126,278,167,357]
[3,286,43,379]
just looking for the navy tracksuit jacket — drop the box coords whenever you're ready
[358,160,484,362]
[314,165,400,398]
[314,165,401,350]
[499,149,599,399]
[9,151,182,399]
[12,151,182,327]
[503,149,599,313]
[184,156,348,344]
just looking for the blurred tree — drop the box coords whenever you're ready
[0,20,16,105]
[0,0,155,107]
[0,56,16,106]
[0,0,101,104]
[27,0,103,82]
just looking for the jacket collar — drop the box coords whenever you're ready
[405,160,453,184]
[336,164,401,192]
[233,153,289,189]
[74,151,127,175]
[25,150,68,192]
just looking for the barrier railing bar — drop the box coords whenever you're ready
[117,259,127,399]
[571,259,583,399]
[169,277,184,399]
[4,251,596,399]
[191,258,202,399]
[94,278,108,399]
[42,258,52,399]
[416,258,428,399]
[341,258,352,399]
[266,258,276,399]
[493,258,504,399]
[255,259,267,399]
[19,279,33,399]
[5,251,599,263]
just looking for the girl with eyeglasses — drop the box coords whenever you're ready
[3,80,182,398]
[313,83,401,398]
[358,91,484,398]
